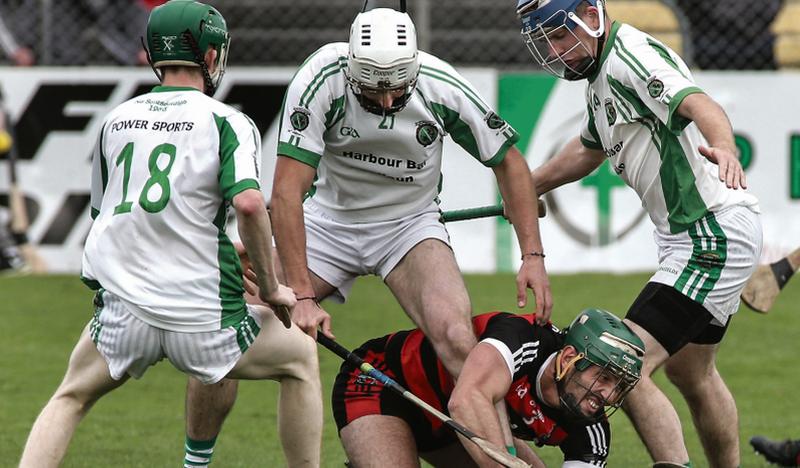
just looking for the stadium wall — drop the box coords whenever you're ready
[0,68,796,273]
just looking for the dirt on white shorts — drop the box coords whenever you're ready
[89,290,262,384]
[303,199,451,302]
[649,205,762,325]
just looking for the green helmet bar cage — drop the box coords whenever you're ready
[557,308,645,420]
[142,0,230,96]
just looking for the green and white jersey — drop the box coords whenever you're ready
[82,86,261,332]
[580,22,759,234]
[278,43,519,223]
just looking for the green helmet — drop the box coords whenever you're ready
[145,0,230,95]
[559,308,645,417]
[565,308,644,378]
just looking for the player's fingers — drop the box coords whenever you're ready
[275,305,292,329]
[698,145,713,160]
[537,198,547,218]
[320,314,335,340]
[739,168,748,189]
[243,277,257,296]
[516,279,527,308]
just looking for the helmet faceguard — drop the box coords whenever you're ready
[144,0,231,96]
[517,0,606,81]
[555,308,645,421]
[346,8,420,115]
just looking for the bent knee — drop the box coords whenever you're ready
[283,334,320,381]
[664,359,717,388]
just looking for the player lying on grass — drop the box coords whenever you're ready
[332,308,644,467]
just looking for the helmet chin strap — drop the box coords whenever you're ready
[182,29,217,97]
[554,349,585,382]
[566,0,607,80]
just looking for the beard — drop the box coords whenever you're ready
[557,374,604,422]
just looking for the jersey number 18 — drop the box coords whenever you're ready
[113,142,176,215]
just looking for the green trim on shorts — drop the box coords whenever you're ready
[674,213,727,303]
[89,290,105,344]
[234,313,261,354]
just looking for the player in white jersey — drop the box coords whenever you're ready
[515,1,762,467]
[19,3,322,468]
[183,4,552,462]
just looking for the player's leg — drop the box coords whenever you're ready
[622,281,724,464]
[384,238,474,377]
[227,306,322,467]
[340,415,421,468]
[620,318,688,465]
[664,340,737,468]
[182,269,334,467]
[184,378,238,467]
[20,327,127,468]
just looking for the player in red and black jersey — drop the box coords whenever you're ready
[332,308,644,467]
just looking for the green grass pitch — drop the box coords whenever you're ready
[1,273,797,467]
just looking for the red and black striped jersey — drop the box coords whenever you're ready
[376,311,611,464]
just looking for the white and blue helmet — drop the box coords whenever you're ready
[516,0,607,81]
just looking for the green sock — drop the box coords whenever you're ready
[184,436,217,468]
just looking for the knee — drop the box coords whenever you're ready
[664,360,716,392]
[51,387,98,414]
[285,335,321,383]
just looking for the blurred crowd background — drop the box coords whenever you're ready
[0,0,797,69]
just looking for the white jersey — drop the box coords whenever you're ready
[82,86,262,332]
[580,22,759,234]
[277,42,519,223]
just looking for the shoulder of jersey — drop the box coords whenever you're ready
[299,42,349,73]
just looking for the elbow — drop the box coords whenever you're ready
[447,387,475,418]
[233,190,265,218]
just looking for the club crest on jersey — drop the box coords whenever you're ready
[604,98,617,125]
[647,78,665,98]
[415,121,439,147]
[162,35,176,52]
[290,107,310,131]
[485,112,506,130]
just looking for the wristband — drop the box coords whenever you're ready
[506,445,517,456]
[521,251,546,260]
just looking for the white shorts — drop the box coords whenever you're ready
[650,205,762,325]
[89,290,262,384]
[303,199,451,302]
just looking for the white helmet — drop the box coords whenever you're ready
[346,7,420,115]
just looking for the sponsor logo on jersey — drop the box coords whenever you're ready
[290,107,310,131]
[604,140,624,159]
[604,98,617,126]
[647,78,665,98]
[415,121,439,146]
[485,111,506,130]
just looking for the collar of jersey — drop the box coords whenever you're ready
[536,351,558,406]
[151,85,201,93]
[587,20,621,84]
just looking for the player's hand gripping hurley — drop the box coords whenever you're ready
[317,333,531,468]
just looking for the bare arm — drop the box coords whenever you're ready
[270,156,333,338]
[493,147,553,323]
[448,342,514,467]
[531,136,606,196]
[677,92,746,189]
[234,188,296,326]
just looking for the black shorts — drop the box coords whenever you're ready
[625,282,729,355]
[330,335,456,452]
